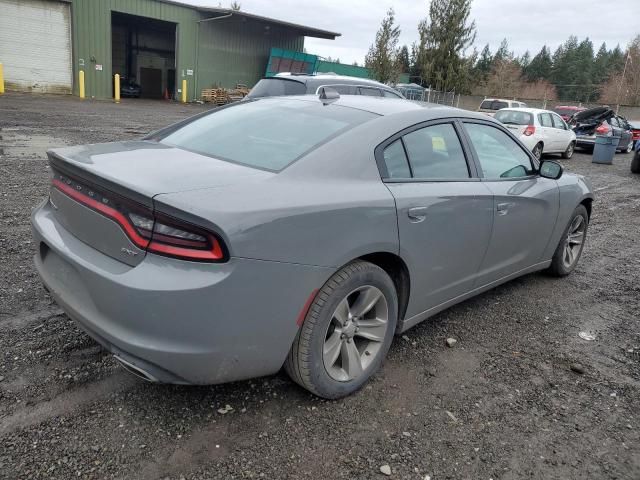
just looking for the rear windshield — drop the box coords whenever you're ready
[494,110,533,126]
[480,100,508,111]
[158,99,377,171]
[246,78,306,98]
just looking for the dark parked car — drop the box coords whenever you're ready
[632,141,640,173]
[570,107,634,153]
[120,78,141,98]
[553,105,586,122]
[245,73,405,100]
[31,94,593,398]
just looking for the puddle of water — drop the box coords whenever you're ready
[0,129,70,158]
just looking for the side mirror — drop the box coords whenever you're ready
[539,160,563,180]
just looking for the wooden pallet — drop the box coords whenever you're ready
[201,88,229,105]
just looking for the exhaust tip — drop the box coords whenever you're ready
[113,355,159,383]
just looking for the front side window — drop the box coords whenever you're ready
[382,89,402,98]
[402,123,470,179]
[464,123,534,179]
[158,99,377,171]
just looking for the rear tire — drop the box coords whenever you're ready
[631,149,640,174]
[285,261,398,399]
[547,205,589,277]
[622,140,634,154]
[561,141,575,159]
[532,143,543,160]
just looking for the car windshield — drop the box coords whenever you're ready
[245,78,306,98]
[494,110,533,125]
[158,99,377,171]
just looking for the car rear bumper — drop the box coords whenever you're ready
[576,135,596,146]
[31,199,331,385]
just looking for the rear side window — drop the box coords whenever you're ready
[158,99,377,171]
[494,110,533,125]
[402,124,470,179]
[382,140,411,178]
[358,87,382,97]
[539,113,553,127]
[245,78,306,98]
[319,84,358,95]
[551,114,566,129]
[464,123,533,179]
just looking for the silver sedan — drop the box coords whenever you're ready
[31,94,594,398]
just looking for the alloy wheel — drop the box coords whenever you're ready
[625,141,633,153]
[323,285,389,382]
[565,143,574,158]
[562,214,586,269]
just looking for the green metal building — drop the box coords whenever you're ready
[0,0,339,100]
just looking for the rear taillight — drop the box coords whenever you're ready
[595,122,610,134]
[51,176,226,262]
[523,125,535,136]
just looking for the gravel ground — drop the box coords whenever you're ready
[1,92,639,480]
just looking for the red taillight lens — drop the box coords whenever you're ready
[51,176,226,262]
[523,125,535,136]
[595,122,610,134]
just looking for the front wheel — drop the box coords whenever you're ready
[285,261,398,399]
[561,141,575,159]
[547,205,589,277]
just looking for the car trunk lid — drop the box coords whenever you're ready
[47,141,272,266]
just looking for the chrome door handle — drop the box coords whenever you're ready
[407,206,428,222]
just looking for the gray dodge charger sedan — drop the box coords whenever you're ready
[31,93,594,398]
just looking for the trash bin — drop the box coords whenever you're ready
[592,135,620,164]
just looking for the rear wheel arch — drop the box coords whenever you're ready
[359,252,410,330]
[581,198,593,220]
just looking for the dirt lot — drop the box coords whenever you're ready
[1,92,639,480]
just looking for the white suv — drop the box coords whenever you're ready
[494,108,577,159]
[478,98,527,116]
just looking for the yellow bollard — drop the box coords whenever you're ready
[79,70,85,99]
[114,74,120,103]
[0,63,4,95]
[181,79,187,103]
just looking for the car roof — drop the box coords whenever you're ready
[496,107,557,115]
[258,95,491,120]
[482,98,521,102]
[273,73,394,89]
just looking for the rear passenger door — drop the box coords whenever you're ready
[551,112,572,152]
[538,113,556,151]
[377,121,494,320]
[461,121,559,285]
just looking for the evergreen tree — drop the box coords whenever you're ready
[608,45,626,73]
[492,38,512,65]
[398,45,411,73]
[365,8,402,84]
[416,0,476,91]
[518,51,531,69]
[472,44,493,82]
[525,46,552,81]
[592,42,610,86]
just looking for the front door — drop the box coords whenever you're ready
[379,121,494,318]
[461,121,560,286]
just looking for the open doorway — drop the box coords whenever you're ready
[111,12,177,99]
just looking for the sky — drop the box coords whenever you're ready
[175,0,638,64]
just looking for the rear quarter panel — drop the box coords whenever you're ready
[153,118,404,268]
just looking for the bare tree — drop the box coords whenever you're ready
[230,1,241,11]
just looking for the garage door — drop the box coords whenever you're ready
[0,0,72,94]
